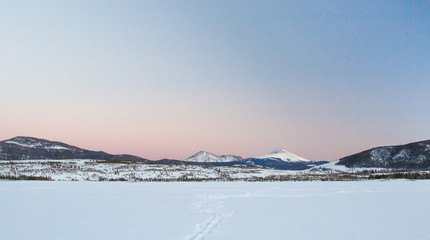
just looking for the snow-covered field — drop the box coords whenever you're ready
[1,180,429,240]
[1,159,397,181]
[0,160,319,181]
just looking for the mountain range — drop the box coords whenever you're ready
[1,136,429,170]
[0,136,325,170]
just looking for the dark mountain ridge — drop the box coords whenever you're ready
[337,139,430,169]
[0,136,148,162]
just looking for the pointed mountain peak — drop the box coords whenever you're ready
[188,151,209,158]
[270,147,287,154]
[258,148,311,162]
[195,150,208,155]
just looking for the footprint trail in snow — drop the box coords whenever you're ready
[186,195,234,240]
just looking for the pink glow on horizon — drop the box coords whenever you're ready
[1,1,429,162]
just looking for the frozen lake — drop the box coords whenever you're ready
[1,180,429,240]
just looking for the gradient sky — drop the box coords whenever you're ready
[1,0,429,161]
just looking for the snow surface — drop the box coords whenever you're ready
[313,160,351,171]
[313,160,393,172]
[257,147,311,162]
[0,181,429,240]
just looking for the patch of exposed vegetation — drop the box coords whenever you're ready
[368,172,430,180]
[0,175,53,181]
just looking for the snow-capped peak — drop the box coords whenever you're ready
[270,147,287,154]
[187,151,210,162]
[257,148,311,162]
[184,151,243,163]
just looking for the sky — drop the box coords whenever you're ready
[1,0,429,161]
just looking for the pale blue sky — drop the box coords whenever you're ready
[1,0,429,161]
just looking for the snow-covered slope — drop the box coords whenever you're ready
[257,148,311,162]
[184,151,243,163]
